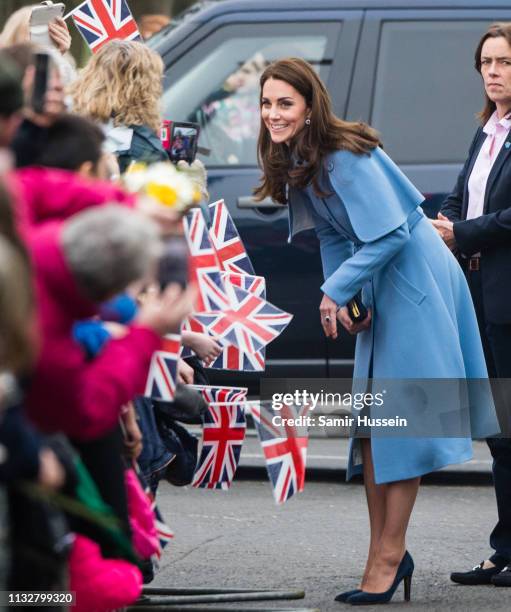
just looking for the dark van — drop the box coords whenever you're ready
[150,0,511,384]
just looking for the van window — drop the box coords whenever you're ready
[371,21,489,164]
[161,23,340,166]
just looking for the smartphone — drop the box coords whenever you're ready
[161,121,200,164]
[157,236,189,290]
[30,2,65,49]
[31,53,51,114]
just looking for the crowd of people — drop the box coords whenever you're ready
[1,3,511,610]
[0,8,224,611]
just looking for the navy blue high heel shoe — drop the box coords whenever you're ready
[334,589,361,603]
[346,551,414,605]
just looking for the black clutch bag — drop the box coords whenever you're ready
[347,292,368,323]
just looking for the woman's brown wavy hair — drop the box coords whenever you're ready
[475,23,511,124]
[254,58,381,204]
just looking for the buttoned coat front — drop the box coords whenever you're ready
[288,147,499,483]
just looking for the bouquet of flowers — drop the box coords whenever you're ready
[123,161,202,212]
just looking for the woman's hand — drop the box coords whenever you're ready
[431,213,456,251]
[319,293,339,339]
[182,330,222,365]
[136,283,196,336]
[337,306,372,335]
[48,17,72,55]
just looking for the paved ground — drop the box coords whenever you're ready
[151,479,510,612]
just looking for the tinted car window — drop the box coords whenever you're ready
[371,21,490,164]
[161,22,340,166]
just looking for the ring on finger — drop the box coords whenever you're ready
[324,315,331,323]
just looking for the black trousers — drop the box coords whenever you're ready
[467,268,511,564]
[71,426,131,558]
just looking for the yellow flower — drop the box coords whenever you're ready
[146,182,178,207]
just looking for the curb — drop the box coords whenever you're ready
[235,465,493,487]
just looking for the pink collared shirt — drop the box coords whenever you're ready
[467,111,511,220]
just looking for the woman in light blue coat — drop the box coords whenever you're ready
[255,58,499,606]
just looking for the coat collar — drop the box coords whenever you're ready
[484,131,511,213]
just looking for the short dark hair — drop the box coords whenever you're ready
[37,114,105,171]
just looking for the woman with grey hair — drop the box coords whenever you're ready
[62,204,162,302]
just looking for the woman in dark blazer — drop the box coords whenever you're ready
[435,22,511,587]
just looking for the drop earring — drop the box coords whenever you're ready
[305,117,311,125]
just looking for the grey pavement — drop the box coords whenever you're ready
[152,480,509,612]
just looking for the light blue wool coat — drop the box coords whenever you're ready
[288,147,500,484]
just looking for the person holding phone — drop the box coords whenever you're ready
[434,23,511,588]
[0,5,71,55]
[2,45,66,167]
[255,58,499,605]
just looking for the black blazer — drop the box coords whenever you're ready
[441,126,511,324]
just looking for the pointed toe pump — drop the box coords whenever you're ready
[347,551,414,605]
[335,589,362,603]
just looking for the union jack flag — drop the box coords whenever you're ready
[222,272,266,298]
[250,401,310,504]
[208,200,255,275]
[70,0,141,53]
[144,334,181,401]
[208,272,267,371]
[188,384,248,404]
[193,282,293,355]
[183,209,229,314]
[192,403,246,490]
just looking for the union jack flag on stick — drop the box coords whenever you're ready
[183,209,228,314]
[208,200,255,275]
[250,401,310,504]
[144,334,181,401]
[193,282,293,355]
[69,0,141,53]
[192,402,246,490]
[188,384,248,404]
[208,272,267,371]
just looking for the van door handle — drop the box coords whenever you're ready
[237,196,286,209]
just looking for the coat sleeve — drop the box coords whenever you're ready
[75,326,162,440]
[29,326,162,441]
[319,148,415,305]
[313,211,354,281]
[440,128,483,223]
[453,207,511,255]
[321,223,410,307]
